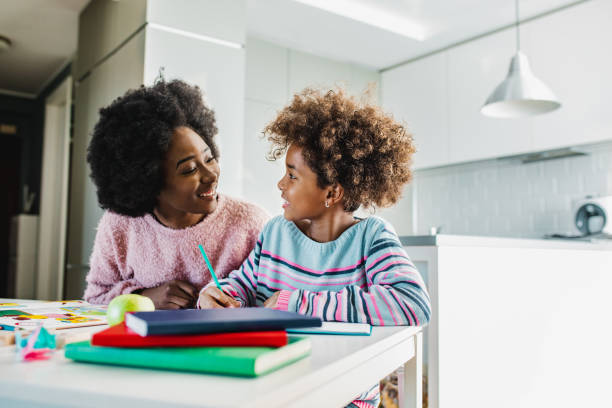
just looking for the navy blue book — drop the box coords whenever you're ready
[125,308,322,336]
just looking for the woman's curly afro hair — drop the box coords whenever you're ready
[265,88,415,212]
[87,79,218,217]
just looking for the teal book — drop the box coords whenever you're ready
[287,321,372,336]
[65,337,310,377]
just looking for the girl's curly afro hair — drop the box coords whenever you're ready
[87,79,218,217]
[265,88,415,212]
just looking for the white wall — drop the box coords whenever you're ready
[243,37,381,217]
[414,142,612,238]
[145,0,246,198]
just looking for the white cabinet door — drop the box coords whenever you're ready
[381,53,449,169]
[447,29,533,164]
[523,0,612,151]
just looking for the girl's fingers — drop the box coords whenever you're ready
[198,294,224,309]
[204,287,240,308]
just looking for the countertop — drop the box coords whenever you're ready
[400,234,612,250]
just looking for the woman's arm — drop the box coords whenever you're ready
[83,214,144,305]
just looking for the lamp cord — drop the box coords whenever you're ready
[515,0,521,51]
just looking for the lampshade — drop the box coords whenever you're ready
[481,51,561,118]
[0,35,11,53]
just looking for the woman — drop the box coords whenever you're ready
[84,79,268,309]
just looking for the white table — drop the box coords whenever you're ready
[0,325,422,408]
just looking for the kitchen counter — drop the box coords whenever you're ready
[402,233,612,408]
[400,234,612,250]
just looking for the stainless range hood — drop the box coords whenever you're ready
[498,147,587,164]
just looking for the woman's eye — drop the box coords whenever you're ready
[288,173,296,180]
[182,167,197,175]
[206,156,215,163]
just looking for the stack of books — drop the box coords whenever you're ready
[65,308,321,377]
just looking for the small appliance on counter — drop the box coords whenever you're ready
[574,195,611,236]
[545,195,612,241]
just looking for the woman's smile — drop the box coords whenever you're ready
[198,185,217,200]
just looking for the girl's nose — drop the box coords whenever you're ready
[277,177,284,191]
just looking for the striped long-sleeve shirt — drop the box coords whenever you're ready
[210,215,431,326]
[202,215,430,408]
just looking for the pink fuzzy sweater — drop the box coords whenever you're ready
[83,194,269,305]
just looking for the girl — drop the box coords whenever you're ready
[199,88,430,408]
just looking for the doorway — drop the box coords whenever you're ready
[36,76,72,300]
[0,120,22,297]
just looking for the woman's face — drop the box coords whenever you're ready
[157,126,220,216]
[277,144,329,222]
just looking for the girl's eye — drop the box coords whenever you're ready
[182,167,197,175]
[288,173,296,180]
[205,156,215,163]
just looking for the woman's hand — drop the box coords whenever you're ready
[263,291,281,309]
[137,279,198,310]
[198,286,241,309]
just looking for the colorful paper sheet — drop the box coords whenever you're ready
[0,300,107,330]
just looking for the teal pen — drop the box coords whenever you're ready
[198,244,222,290]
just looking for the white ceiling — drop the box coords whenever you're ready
[0,0,89,97]
[247,0,582,69]
[0,0,584,97]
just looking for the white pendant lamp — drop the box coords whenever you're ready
[0,35,11,53]
[481,0,561,118]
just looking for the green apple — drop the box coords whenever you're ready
[106,294,155,326]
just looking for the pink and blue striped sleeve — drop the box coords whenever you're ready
[213,238,263,307]
[277,231,431,326]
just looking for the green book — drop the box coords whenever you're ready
[65,336,310,377]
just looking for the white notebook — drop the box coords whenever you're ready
[286,321,372,336]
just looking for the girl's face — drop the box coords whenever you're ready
[157,126,220,216]
[277,144,329,222]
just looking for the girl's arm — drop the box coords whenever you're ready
[198,237,263,307]
[83,214,144,305]
[274,229,431,326]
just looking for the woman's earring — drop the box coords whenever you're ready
[324,201,330,208]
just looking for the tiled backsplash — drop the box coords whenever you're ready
[414,142,612,238]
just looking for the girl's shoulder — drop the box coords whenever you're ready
[359,215,399,235]
[357,216,403,247]
[262,215,290,233]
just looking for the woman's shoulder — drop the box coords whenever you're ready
[94,211,152,244]
[218,194,271,228]
[97,210,142,231]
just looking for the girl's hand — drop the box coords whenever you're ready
[137,279,197,310]
[263,291,281,309]
[198,286,241,309]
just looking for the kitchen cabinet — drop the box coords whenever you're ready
[522,0,612,151]
[381,0,612,169]
[381,53,450,169]
[402,234,612,408]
